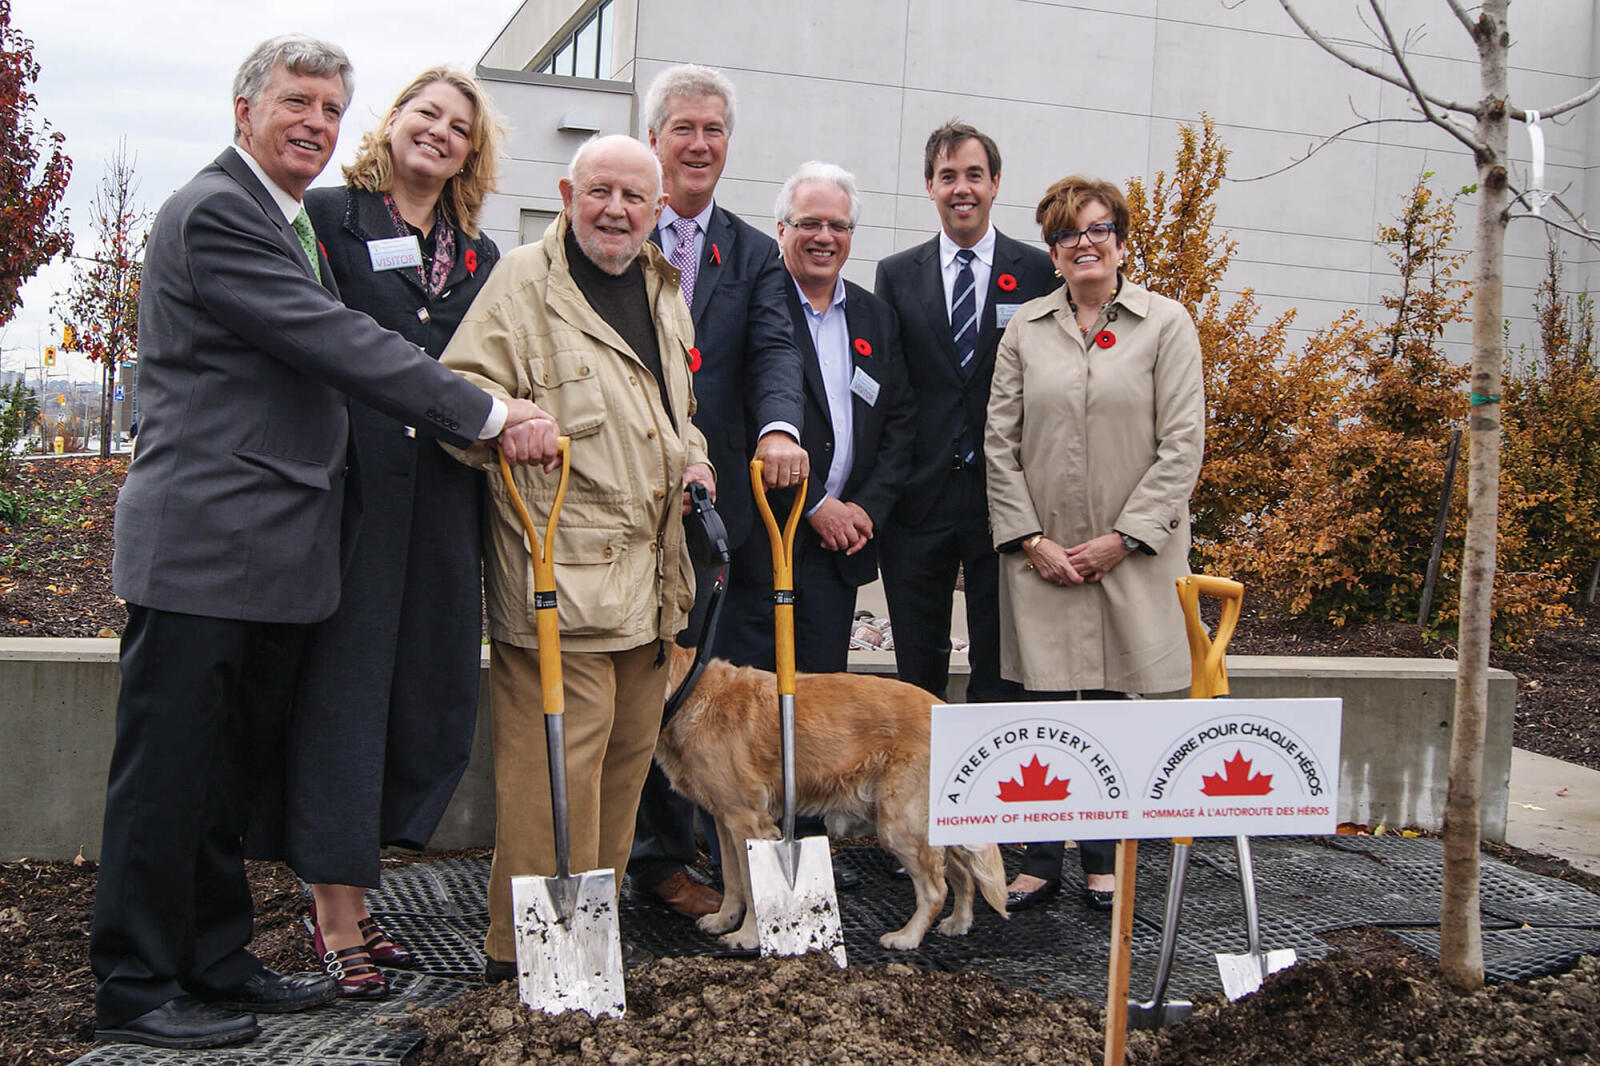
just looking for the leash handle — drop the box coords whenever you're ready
[498,437,572,716]
[749,460,806,697]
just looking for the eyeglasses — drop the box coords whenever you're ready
[1049,221,1118,248]
[785,217,855,235]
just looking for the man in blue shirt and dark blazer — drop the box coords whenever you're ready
[717,162,915,674]
[627,63,808,919]
[872,122,1055,705]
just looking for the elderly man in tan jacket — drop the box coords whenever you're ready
[443,134,713,979]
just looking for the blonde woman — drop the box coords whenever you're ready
[263,67,505,998]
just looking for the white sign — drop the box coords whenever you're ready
[367,235,423,272]
[928,698,1342,845]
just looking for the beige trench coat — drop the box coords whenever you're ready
[985,280,1204,693]
[443,214,711,653]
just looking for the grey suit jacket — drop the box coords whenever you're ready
[113,150,493,624]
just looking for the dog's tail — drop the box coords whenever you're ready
[959,843,1010,917]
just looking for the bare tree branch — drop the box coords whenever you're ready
[1368,0,1484,154]
[1228,114,1437,183]
[1443,0,1476,35]
[1504,189,1600,247]
[1514,80,1600,122]
[1277,0,1480,117]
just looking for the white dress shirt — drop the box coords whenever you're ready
[938,223,997,327]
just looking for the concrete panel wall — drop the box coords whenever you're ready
[1,641,1512,859]
[478,0,1597,354]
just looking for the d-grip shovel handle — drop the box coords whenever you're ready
[1176,574,1244,700]
[498,437,572,716]
[749,460,806,697]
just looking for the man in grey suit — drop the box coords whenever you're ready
[89,35,554,1051]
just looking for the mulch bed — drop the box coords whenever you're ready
[2,456,1597,1063]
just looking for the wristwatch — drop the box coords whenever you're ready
[1022,534,1044,552]
[1117,531,1144,553]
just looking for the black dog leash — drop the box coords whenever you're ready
[663,482,729,722]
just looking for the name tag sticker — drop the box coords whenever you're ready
[368,235,423,272]
[850,367,880,406]
[996,302,1022,327]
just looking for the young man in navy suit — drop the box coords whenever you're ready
[872,123,1055,705]
[716,162,915,674]
[627,64,808,919]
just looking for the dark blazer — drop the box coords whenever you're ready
[113,150,493,624]
[872,230,1055,526]
[271,186,501,877]
[654,204,804,549]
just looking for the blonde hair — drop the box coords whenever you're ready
[342,66,505,238]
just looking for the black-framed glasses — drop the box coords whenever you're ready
[1050,221,1118,248]
[785,216,855,235]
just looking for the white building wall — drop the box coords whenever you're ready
[478,0,1598,360]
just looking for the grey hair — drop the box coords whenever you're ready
[569,133,663,198]
[774,161,860,228]
[232,34,354,142]
[642,64,736,136]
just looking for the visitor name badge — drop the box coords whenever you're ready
[850,367,880,406]
[368,235,423,272]
[996,303,1022,327]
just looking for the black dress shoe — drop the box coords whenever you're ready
[95,995,259,1049]
[835,867,861,890]
[1005,878,1061,912]
[1082,886,1115,911]
[195,968,337,1014]
[485,942,651,983]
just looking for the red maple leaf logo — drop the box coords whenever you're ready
[1200,750,1274,796]
[997,755,1070,802]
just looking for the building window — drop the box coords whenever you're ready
[535,1,613,80]
[520,209,560,246]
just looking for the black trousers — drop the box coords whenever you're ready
[879,463,1021,704]
[90,605,308,1027]
[1017,689,1127,880]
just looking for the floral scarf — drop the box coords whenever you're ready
[381,193,456,298]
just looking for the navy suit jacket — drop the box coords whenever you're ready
[655,204,804,549]
[731,279,915,589]
[872,230,1055,526]
[114,150,494,624]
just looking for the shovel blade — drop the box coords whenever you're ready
[1217,948,1297,1001]
[746,836,846,967]
[1125,997,1194,1030]
[510,869,626,1018]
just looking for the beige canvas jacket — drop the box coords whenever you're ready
[985,279,1204,693]
[443,214,711,652]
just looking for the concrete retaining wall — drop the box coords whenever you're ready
[0,640,1515,860]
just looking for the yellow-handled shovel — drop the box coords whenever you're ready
[743,460,847,967]
[499,441,628,1018]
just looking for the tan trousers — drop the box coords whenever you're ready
[484,639,666,963]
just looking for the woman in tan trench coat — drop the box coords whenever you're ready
[985,175,1204,912]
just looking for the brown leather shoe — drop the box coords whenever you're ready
[648,871,722,918]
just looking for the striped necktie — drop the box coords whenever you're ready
[951,248,978,378]
[291,207,321,283]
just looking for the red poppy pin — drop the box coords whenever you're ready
[853,338,872,358]
[711,243,722,265]
[464,249,478,275]
[687,346,702,373]
[1094,330,1117,349]
[317,241,326,260]
[997,273,1018,292]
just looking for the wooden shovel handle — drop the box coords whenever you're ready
[498,437,571,716]
[1176,574,1244,700]
[749,460,806,696]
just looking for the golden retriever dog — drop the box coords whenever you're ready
[655,646,1008,951]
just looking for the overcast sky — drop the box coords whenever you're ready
[4,0,521,381]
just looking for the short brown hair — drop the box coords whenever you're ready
[923,121,1001,183]
[342,67,505,238]
[1035,175,1129,246]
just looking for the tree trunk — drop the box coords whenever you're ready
[1440,0,1510,995]
[99,362,113,458]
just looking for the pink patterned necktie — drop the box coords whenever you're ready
[668,216,699,309]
